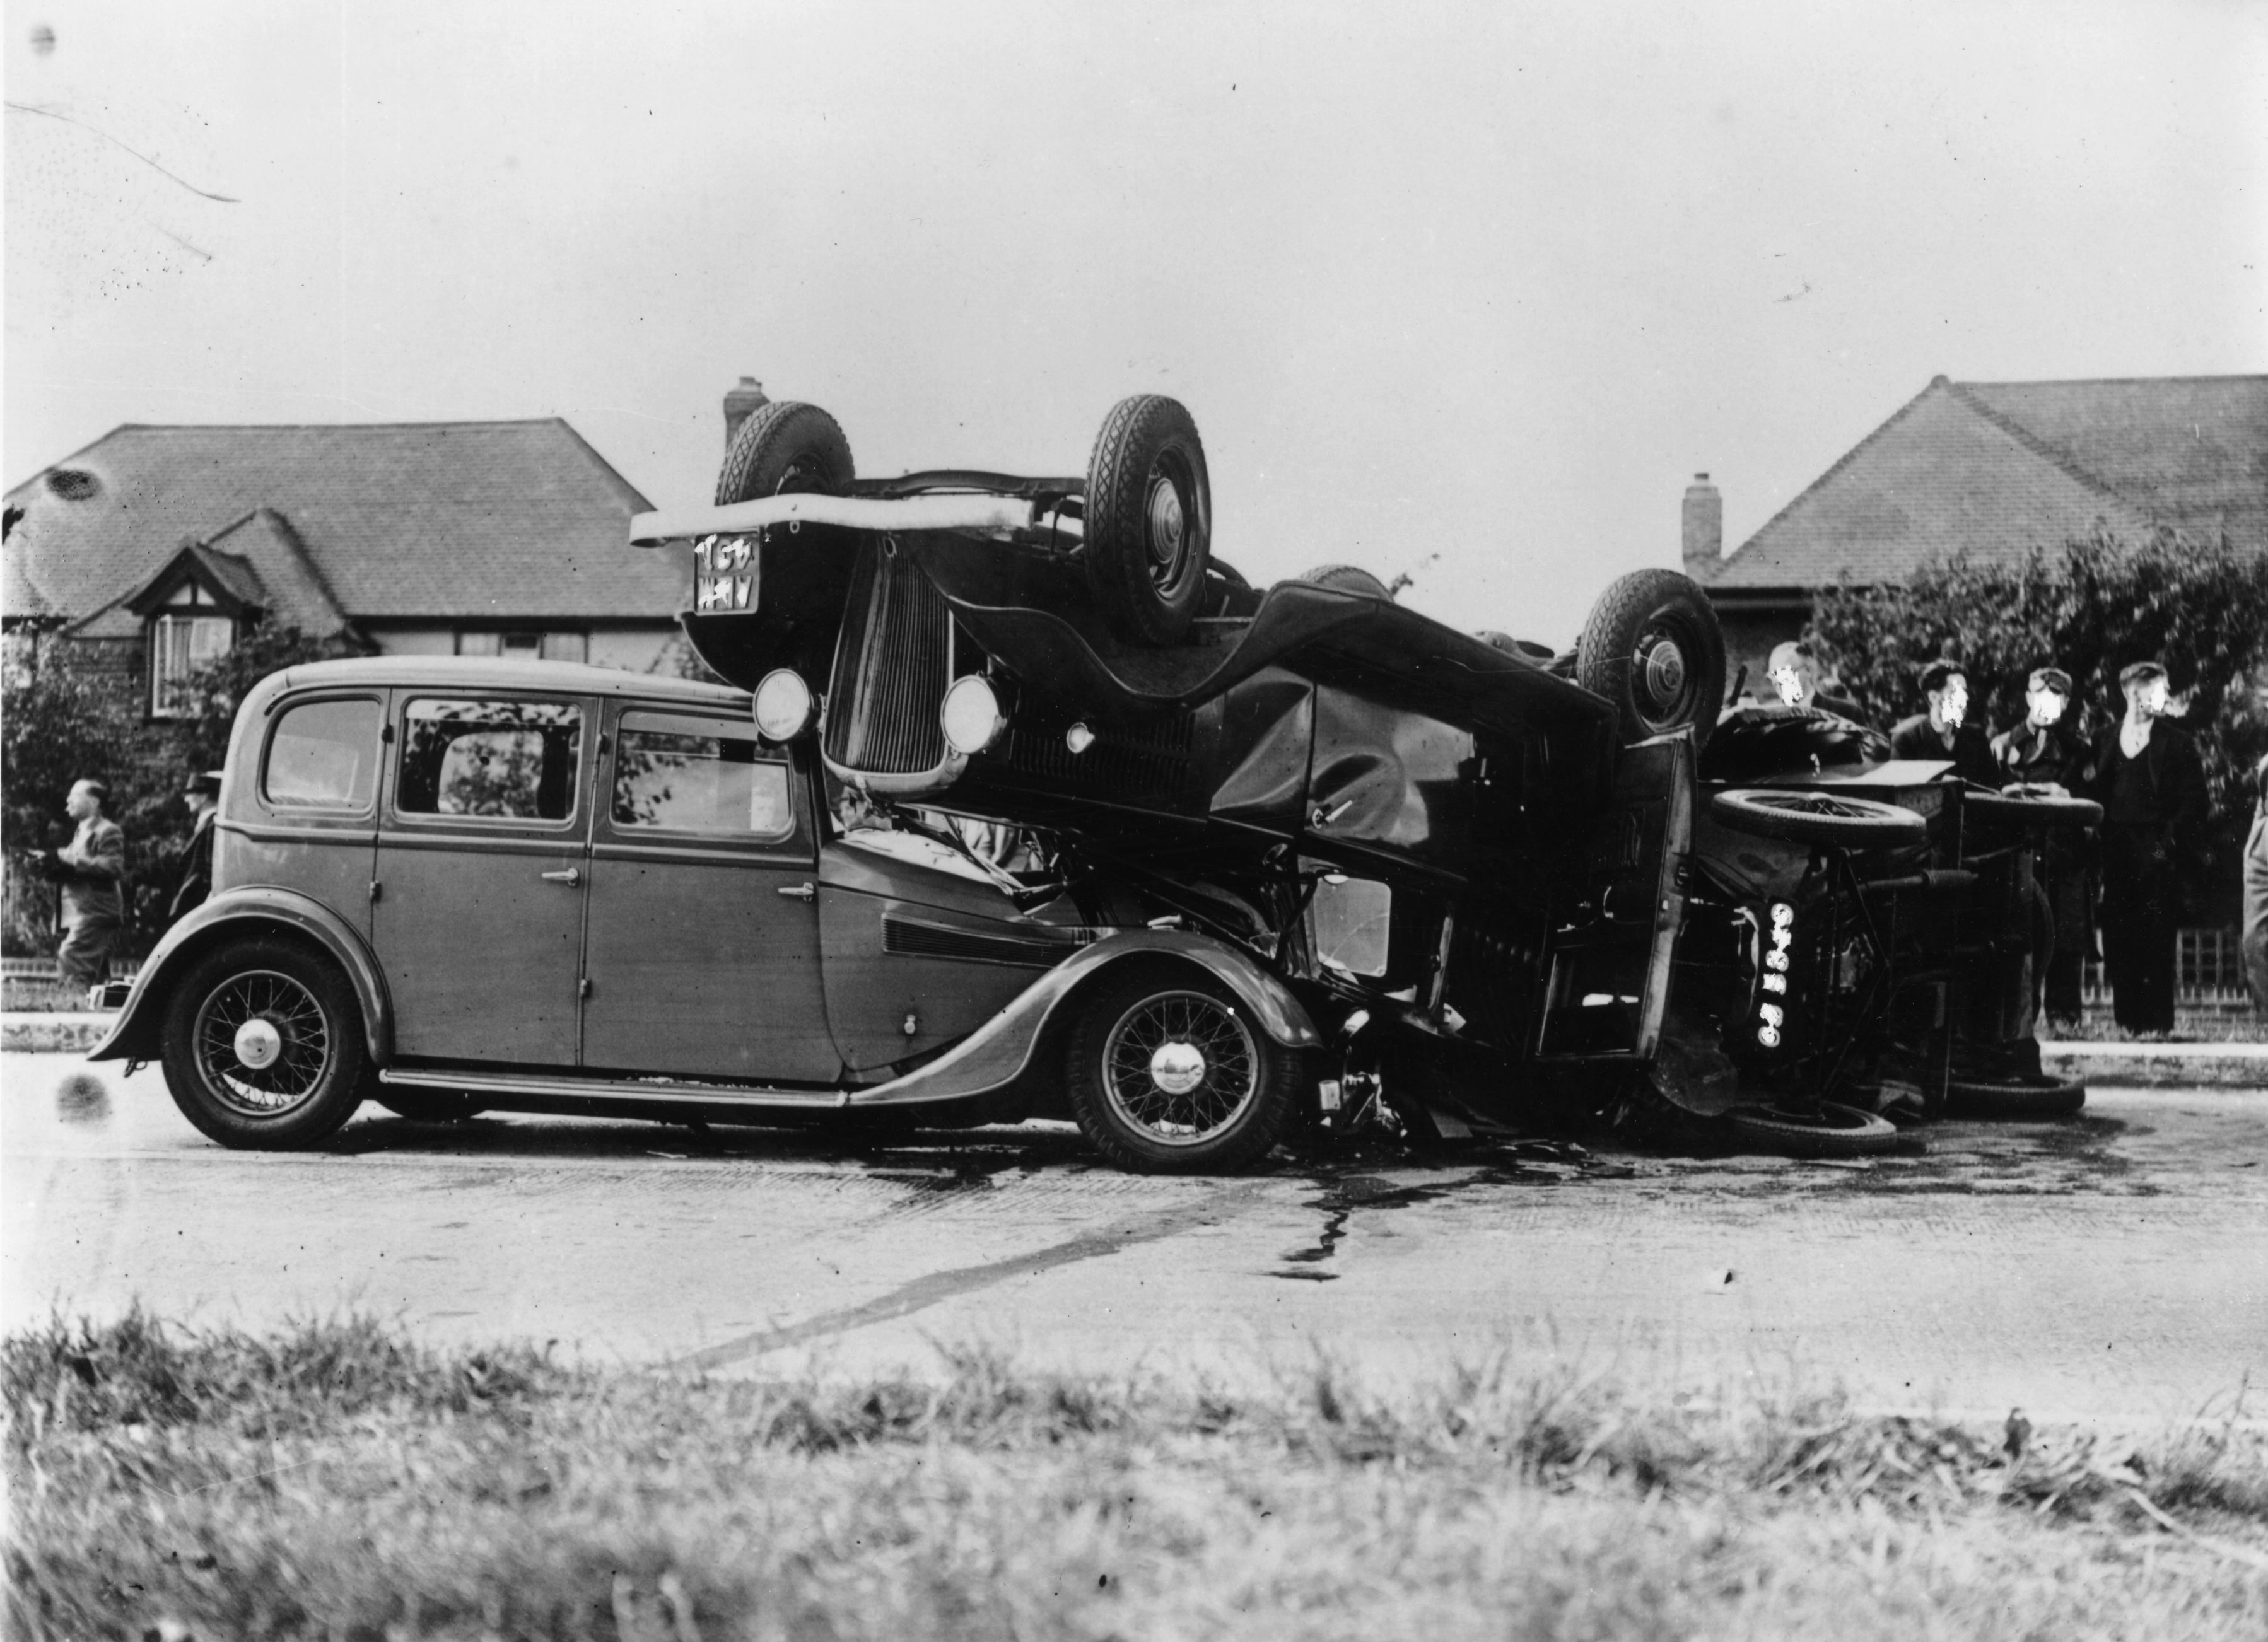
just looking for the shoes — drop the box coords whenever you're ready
[2044,1015,2083,1040]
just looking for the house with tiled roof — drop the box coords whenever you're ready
[1685,374,2268,686]
[1,416,693,715]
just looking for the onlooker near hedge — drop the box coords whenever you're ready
[36,779,129,991]
[166,771,224,927]
[1991,666,2091,1031]
[1890,660,1997,786]
[2243,750,2268,1018]
[2078,661,2210,1038]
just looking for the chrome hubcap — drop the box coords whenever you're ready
[233,1017,282,1070]
[1145,473,1187,584]
[1639,636,1687,706]
[1148,1040,1207,1096]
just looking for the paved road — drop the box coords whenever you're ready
[5,1051,2264,1423]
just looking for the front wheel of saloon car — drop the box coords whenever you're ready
[1067,965,1297,1174]
[1710,789,1927,849]
[1961,788,2105,832]
[160,939,370,1150]
[1084,395,1212,644]
[1726,1100,1901,1158]
[715,400,855,504]
[1576,568,1727,752]
[1946,1074,2087,1119]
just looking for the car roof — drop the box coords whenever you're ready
[265,655,750,710]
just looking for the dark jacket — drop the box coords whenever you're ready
[1990,719,2088,789]
[167,808,218,924]
[2077,721,2210,847]
[1890,714,1999,787]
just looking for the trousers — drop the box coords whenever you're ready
[56,912,121,991]
[2243,816,2267,1016]
[2100,826,2177,1035]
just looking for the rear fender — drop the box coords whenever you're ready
[88,889,392,1065]
[846,929,1321,1109]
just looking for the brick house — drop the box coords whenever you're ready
[1685,374,2268,690]
[2,418,690,713]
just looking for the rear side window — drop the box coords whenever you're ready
[612,710,794,839]
[265,698,382,810]
[398,699,583,822]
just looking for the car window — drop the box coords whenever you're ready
[265,697,382,810]
[397,699,582,822]
[612,709,794,839]
[1308,873,1392,977]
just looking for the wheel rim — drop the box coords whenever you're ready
[1746,793,1893,822]
[1142,453,1198,597]
[1100,990,1258,1147]
[192,969,334,1118]
[1630,612,1700,730]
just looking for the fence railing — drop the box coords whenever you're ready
[2081,926,2252,1008]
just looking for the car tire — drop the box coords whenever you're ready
[1710,789,1927,848]
[373,1092,486,1123]
[160,938,369,1150]
[1575,568,1727,750]
[1726,1100,1900,1158]
[1963,789,2104,830]
[1084,395,1212,644]
[1946,1074,2086,1119]
[1066,963,1296,1174]
[715,401,855,504]
[1297,564,1393,600]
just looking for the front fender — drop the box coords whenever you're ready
[846,929,1321,1109]
[88,890,392,1066]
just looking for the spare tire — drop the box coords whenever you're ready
[716,402,855,504]
[1085,395,1212,644]
[1963,788,2103,830]
[1576,569,1727,750]
[1727,1100,1902,1158]
[1710,789,1927,848]
[1299,564,1393,600]
[1946,1073,2086,1119]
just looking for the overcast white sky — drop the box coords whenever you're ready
[6,0,2263,642]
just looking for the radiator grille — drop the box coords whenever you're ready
[825,545,952,775]
[1000,707,1196,803]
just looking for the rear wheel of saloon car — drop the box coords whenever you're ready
[1961,789,2104,832]
[1709,789,1927,849]
[715,400,855,503]
[1576,568,1727,750]
[1085,395,1213,644]
[1067,964,1297,1174]
[1726,1100,1901,1158]
[160,938,370,1150]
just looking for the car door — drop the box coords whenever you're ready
[578,705,838,1081]
[371,692,590,1066]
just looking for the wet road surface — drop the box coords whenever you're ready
[5,1051,2264,1423]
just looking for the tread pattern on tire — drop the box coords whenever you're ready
[715,401,854,505]
[1575,568,1727,751]
[1084,395,1210,645]
[1297,564,1393,599]
[1726,1100,1901,1158]
[1710,788,1927,847]
[1946,1075,2086,1119]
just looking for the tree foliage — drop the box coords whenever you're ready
[1810,528,2268,916]
[2,625,353,953]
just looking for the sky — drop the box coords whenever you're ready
[5,0,2264,644]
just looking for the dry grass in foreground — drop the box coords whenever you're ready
[6,1311,2265,1641]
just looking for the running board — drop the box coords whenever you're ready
[377,1066,851,1110]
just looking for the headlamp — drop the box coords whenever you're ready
[752,670,815,741]
[940,673,1008,756]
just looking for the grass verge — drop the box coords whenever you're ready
[7,1310,2265,1640]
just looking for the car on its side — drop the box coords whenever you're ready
[93,393,1758,1170]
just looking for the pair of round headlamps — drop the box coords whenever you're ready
[752,667,1013,757]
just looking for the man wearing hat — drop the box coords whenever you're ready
[167,770,225,927]
[1890,660,1997,786]
[1992,666,2090,1030]
[2078,660,2209,1037]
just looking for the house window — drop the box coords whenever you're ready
[149,585,234,716]
[455,629,588,663]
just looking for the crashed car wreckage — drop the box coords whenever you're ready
[91,393,2093,1171]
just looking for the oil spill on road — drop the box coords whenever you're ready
[1269,1143,1641,1280]
[1826,1114,2153,1199]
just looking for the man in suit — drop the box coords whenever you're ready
[33,779,128,992]
[2078,660,2210,1037]
[1890,660,1997,786]
[1990,667,2090,1031]
[2242,749,2267,1018]
[167,770,223,926]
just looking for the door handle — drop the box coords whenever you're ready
[776,882,815,900]
[540,867,583,886]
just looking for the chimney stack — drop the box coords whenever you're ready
[1681,472,1722,576]
[723,376,769,451]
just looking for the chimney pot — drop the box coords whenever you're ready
[723,376,771,451]
[1682,473,1723,576]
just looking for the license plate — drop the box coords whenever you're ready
[693,533,759,613]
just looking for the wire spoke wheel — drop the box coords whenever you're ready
[1101,989,1258,1145]
[191,968,334,1117]
[1710,787,1926,847]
